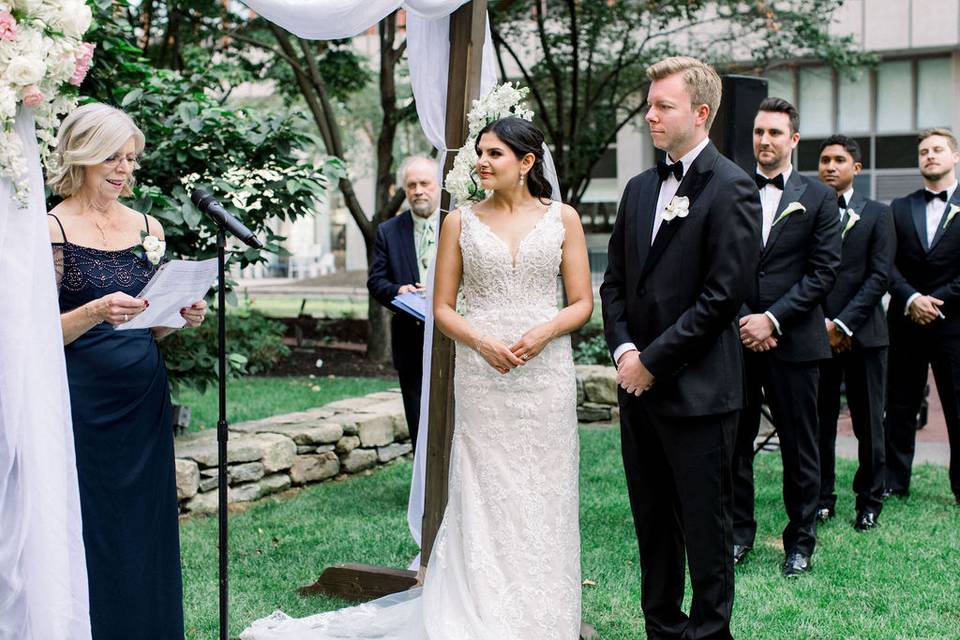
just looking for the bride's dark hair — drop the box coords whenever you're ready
[475,117,553,201]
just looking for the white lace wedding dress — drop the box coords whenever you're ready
[242,200,581,640]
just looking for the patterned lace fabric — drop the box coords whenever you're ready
[241,200,581,640]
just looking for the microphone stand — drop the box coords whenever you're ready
[216,226,229,640]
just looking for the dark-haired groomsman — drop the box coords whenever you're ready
[731,98,841,577]
[885,128,960,505]
[815,135,895,531]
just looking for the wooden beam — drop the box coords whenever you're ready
[420,0,488,568]
[299,564,417,602]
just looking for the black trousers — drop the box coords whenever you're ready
[817,348,887,516]
[732,352,820,557]
[392,318,425,450]
[620,393,736,640]
[885,329,960,498]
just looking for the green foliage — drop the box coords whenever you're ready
[180,428,960,638]
[174,375,397,431]
[160,304,290,396]
[490,0,877,206]
[79,0,343,272]
[573,333,610,365]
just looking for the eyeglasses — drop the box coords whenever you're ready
[103,153,140,168]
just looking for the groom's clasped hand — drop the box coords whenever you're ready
[615,350,655,396]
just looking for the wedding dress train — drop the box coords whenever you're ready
[242,200,581,640]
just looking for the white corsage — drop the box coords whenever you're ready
[662,195,690,223]
[841,209,860,239]
[944,204,960,230]
[772,201,805,227]
[141,234,166,265]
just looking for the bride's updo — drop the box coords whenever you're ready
[475,117,553,201]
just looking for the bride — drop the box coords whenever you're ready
[242,116,593,639]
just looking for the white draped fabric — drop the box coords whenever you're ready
[0,109,91,640]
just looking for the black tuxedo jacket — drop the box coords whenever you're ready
[742,171,841,362]
[888,188,960,337]
[823,191,895,350]
[601,141,762,417]
[366,210,424,369]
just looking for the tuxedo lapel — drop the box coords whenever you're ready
[632,172,658,274]
[398,211,419,282]
[910,193,929,252]
[929,190,960,251]
[639,143,717,282]
[762,171,806,259]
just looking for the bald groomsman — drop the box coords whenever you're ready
[815,135,895,531]
[884,129,960,506]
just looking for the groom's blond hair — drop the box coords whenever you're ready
[646,56,722,130]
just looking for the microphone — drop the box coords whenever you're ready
[190,188,263,248]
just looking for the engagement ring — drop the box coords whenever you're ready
[123,314,129,322]
[521,354,529,361]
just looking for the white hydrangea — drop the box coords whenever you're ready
[445,82,535,204]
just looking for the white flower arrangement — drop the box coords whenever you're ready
[661,195,690,223]
[444,82,535,204]
[141,233,166,266]
[772,201,805,227]
[0,0,94,207]
[841,208,860,239]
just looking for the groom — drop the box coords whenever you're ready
[601,57,761,640]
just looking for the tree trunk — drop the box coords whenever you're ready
[366,296,392,364]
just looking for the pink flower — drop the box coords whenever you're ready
[0,11,16,42]
[69,42,96,87]
[22,85,44,108]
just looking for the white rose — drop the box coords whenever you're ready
[142,235,161,252]
[3,55,45,86]
[12,0,41,13]
[56,0,92,38]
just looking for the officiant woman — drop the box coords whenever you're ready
[46,103,206,640]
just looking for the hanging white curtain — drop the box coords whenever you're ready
[0,109,91,640]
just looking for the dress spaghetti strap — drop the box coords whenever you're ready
[47,213,67,243]
[142,212,151,236]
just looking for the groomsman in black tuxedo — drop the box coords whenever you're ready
[367,156,440,448]
[602,57,761,640]
[885,128,960,505]
[815,135,895,531]
[731,98,841,577]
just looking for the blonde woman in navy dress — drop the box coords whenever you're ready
[46,103,207,640]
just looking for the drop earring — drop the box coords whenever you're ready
[519,173,525,186]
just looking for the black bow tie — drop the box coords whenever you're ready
[838,195,847,210]
[657,160,684,182]
[755,173,785,190]
[924,190,948,203]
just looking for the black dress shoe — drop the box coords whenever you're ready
[854,511,878,531]
[782,552,810,578]
[733,544,752,565]
[816,507,835,522]
[881,488,909,499]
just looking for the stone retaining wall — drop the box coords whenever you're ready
[174,365,620,513]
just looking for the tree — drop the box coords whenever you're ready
[489,0,876,211]
[79,0,343,391]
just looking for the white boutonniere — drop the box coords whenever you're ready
[943,203,960,230]
[141,234,166,265]
[841,209,860,239]
[772,201,805,227]
[661,195,690,223]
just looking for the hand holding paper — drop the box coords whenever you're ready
[116,258,218,330]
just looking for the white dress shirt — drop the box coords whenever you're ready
[758,165,793,245]
[613,136,710,366]
[905,181,959,315]
[832,187,857,338]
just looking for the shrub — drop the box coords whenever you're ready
[573,333,611,366]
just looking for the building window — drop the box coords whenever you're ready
[798,66,834,136]
[917,57,953,128]
[876,60,914,133]
[767,68,795,104]
[837,69,871,133]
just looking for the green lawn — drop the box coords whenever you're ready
[235,294,368,319]
[180,426,960,639]
[175,376,398,431]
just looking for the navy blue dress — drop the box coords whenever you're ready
[50,213,184,640]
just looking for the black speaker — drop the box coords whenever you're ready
[711,75,768,174]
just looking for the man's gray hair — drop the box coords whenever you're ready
[397,155,439,188]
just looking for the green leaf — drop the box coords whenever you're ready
[121,88,143,107]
